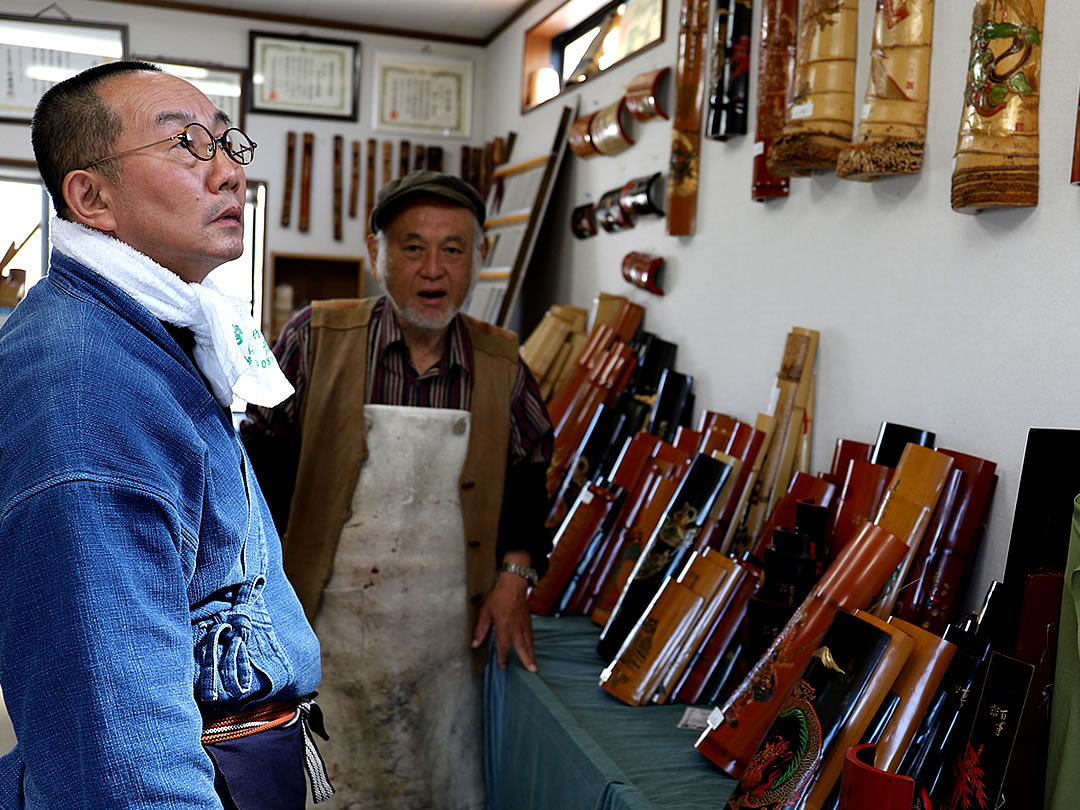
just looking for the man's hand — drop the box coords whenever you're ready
[472,556,538,673]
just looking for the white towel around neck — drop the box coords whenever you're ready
[49,217,293,408]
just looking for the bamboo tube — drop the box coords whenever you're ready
[951,0,1044,212]
[667,0,711,235]
[752,0,798,199]
[768,0,859,175]
[837,0,935,180]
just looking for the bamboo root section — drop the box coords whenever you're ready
[768,0,859,176]
[950,0,1043,213]
[837,0,935,180]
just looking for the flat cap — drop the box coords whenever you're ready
[370,169,486,233]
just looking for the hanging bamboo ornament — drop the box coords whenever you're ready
[281,131,297,227]
[950,0,1043,212]
[298,132,313,233]
[837,0,936,180]
[768,0,859,176]
[752,0,797,200]
[667,0,711,236]
[332,135,343,241]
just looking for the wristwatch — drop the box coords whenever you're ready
[498,561,539,587]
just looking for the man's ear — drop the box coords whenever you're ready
[62,170,118,232]
[366,233,380,283]
[477,230,490,263]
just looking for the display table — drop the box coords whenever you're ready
[484,615,737,809]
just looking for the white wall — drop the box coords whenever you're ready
[0,0,487,284]
[484,0,1080,611]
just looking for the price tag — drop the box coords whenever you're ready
[790,102,814,120]
[753,140,765,156]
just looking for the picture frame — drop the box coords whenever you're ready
[137,58,248,130]
[0,13,128,124]
[248,31,360,121]
[373,51,473,138]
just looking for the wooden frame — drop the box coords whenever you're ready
[0,13,127,124]
[521,0,665,112]
[137,57,248,130]
[248,31,360,121]
[264,252,366,339]
[467,105,574,327]
[373,51,473,138]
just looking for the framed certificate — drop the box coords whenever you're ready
[248,31,360,121]
[373,51,473,138]
[0,13,127,124]
[138,58,248,130]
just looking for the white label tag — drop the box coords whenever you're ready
[862,103,872,120]
[790,102,814,120]
[753,140,765,156]
[581,488,594,504]
[706,706,725,729]
[677,707,715,730]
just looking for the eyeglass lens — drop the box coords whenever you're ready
[183,123,256,165]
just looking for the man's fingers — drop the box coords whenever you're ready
[513,626,537,673]
[471,610,492,648]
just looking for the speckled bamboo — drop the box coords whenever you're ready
[837,0,935,180]
[951,0,1043,213]
[767,0,859,176]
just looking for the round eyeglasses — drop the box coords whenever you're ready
[83,122,257,170]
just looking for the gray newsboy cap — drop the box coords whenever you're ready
[369,170,487,233]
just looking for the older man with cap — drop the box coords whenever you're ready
[241,170,554,808]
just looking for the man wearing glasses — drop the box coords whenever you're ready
[0,62,328,808]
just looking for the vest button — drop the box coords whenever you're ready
[453,417,468,434]
[461,481,476,490]
[364,415,374,431]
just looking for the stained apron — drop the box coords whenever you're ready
[312,404,484,810]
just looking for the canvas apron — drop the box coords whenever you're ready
[312,404,484,810]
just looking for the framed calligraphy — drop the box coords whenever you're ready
[248,31,360,121]
[0,13,127,125]
[373,51,472,138]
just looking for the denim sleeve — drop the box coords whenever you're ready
[0,478,222,809]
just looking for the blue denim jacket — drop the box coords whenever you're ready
[0,252,321,808]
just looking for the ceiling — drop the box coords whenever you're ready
[117,0,535,44]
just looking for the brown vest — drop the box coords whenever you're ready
[281,298,517,670]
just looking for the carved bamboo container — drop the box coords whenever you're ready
[950,0,1044,212]
[768,0,859,176]
[837,0,936,180]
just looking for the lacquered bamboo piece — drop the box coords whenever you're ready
[621,252,665,296]
[706,0,752,140]
[951,0,1044,212]
[667,0,711,235]
[800,609,914,810]
[767,0,859,175]
[365,138,376,235]
[348,139,360,219]
[577,441,691,619]
[299,132,314,233]
[837,0,935,180]
[625,67,671,121]
[718,609,894,803]
[752,0,797,199]
[281,131,296,227]
[839,744,915,810]
[873,617,956,772]
[747,471,836,560]
[527,484,618,616]
[654,550,742,703]
[546,324,618,430]
[721,413,777,554]
[696,522,906,778]
[672,559,759,704]
[601,550,731,705]
[590,97,636,156]
[828,459,893,560]
[914,448,997,633]
[598,454,733,660]
[332,135,343,241]
[869,444,955,618]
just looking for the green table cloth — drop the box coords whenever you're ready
[484,615,737,809]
